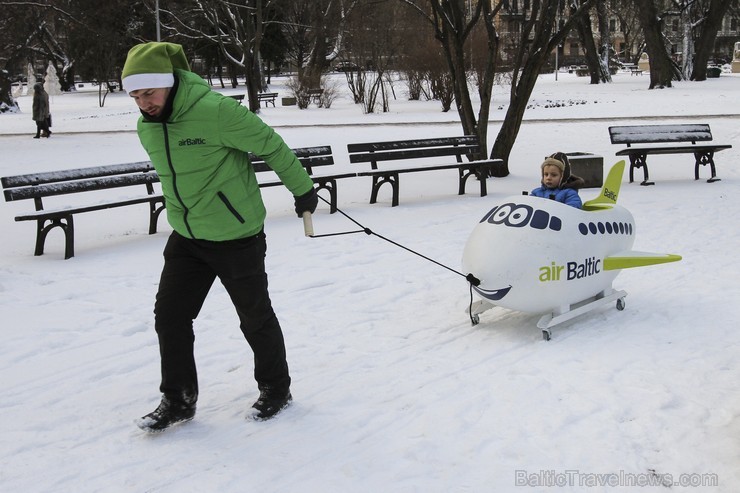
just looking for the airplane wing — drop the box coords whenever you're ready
[603,250,682,270]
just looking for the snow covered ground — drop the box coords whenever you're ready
[1,71,739,492]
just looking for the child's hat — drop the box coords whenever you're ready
[541,152,571,182]
[122,42,190,94]
[541,157,565,173]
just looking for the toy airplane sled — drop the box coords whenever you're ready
[461,160,681,340]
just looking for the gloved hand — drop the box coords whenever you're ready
[294,187,318,217]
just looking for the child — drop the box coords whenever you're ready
[530,152,584,208]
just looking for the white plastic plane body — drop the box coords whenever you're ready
[461,161,680,339]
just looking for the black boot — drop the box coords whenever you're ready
[247,387,292,421]
[135,395,196,432]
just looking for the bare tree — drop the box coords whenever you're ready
[0,68,19,112]
[608,0,643,63]
[162,0,273,111]
[400,0,502,161]
[686,0,735,80]
[633,0,683,88]
[574,3,608,83]
[595,0,612,79]
[490,0,595,173]
[343,0,407,113]
[274,0,360,93]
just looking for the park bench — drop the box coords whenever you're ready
[249,145,353,213]
[258,92,278,107]
[2,162,164,259]
[347,135,502,207]
[308,89,323,105]
[229,93,278,108]
[609,124,732,185]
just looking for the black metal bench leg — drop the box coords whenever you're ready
[370,176,381,204]
[695,151,721,183]
[370,174,398,206]
[34,219,47,256]
[458,167,488,197]
[327,180,338,213]
[64,216,75,259]
[149,199,165,234]
[630,153,653,186]
[34,216,73,258]
[314,179,338,214]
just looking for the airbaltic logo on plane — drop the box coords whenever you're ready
[539,257,601,282]
[179,138,206,146]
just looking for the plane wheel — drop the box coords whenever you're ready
[616,298,626,311]
[542,329,551,341]
[471,314,480,326]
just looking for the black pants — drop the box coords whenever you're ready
[154,230,290,405]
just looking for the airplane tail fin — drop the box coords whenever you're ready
[583,160,625,211]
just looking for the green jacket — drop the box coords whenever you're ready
[137,69,313,241]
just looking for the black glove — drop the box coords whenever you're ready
[294,187,318,217]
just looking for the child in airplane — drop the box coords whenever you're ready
[530,152,584,208]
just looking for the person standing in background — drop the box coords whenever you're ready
[32,83,51,138]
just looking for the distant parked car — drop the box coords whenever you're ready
[335,61,359,72]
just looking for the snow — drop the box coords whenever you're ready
[1,72,739,493]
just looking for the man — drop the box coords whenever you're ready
[122,42,317,432]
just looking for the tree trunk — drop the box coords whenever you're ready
[575,11,605,84]
[633,0,682,88]
[595,0,612,81]
[490,0,595,173]
[691,0,734,81]
[304,0,331,89]
[0,70,19,113]
[425,0,498,161]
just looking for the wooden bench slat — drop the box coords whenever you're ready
[347,136,479,153]
[5,173,160,201]
[609,124,713,145]
[1,161,155,188]
[249,146,335,173]
[349,145,478,164]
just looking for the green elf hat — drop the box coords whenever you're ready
[122,42,190,94]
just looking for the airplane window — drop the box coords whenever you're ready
[506,205,532,227]
[489,204,514,224]
[531,210,551,230]
[548,216,562,231]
